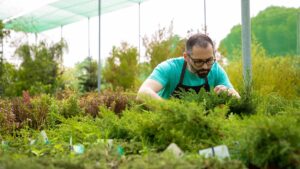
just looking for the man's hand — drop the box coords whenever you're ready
[214,85,241,99]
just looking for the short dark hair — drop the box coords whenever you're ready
[185,33,214,54]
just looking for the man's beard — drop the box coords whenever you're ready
[196,69,210,77]
[188,63,211,78]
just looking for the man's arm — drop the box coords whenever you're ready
[213,63,241,98]
[137,79,164,100]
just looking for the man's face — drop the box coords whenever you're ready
[184,44,215,78]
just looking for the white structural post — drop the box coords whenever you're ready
[138,1,141,62]
[88,17,91,58]
[297,12,300,56]
[98,0,102,93]
[241,0,252,92]
[203,0,207,34]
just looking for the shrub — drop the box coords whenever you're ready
[225,41,300,99]
[228,114,300,168]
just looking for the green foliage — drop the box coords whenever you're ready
[135,62,153,89]
[219,6,300,59]
[0,144,246,169]
[0,20,13,96]
[225,40,300,99]
[0,20,10,39]
[234,114,300,168]
[12,40,68,96]
[111,99,226,151]
[75,57,98,92]
[0,99,15,134]
[121,153,246,169]
[59,94,82,118]
[0,89,299,168]
[0,20,4,39]
[176,88,256,116]
[29,94,52,130]
[218,24,242,60]
[0,62,18,97]
[103,42,138,90]
[60,67,80,91]
[143,22,186,69]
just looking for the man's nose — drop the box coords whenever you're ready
[202,63,209,69]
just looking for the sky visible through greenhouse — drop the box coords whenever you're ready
[2,0,300,67]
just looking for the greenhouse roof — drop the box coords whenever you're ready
[2,0,147,33]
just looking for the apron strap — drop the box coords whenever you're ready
[179,61,187,85]
[204,76,210,91]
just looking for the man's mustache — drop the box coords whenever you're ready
[196,69,210,73]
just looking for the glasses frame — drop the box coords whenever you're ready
[187,54,216,67]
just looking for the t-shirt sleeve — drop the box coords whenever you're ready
[215,63,233,88]
[148,61,172,87]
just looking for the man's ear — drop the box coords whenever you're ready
[183,52,188,61]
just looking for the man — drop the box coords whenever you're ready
[137,33,240,100]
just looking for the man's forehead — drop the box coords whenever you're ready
[192,43,213,50]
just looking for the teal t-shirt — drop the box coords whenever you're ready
[148,57,233,99]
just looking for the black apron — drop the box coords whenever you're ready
[171,61,210,98]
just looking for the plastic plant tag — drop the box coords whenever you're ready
[199,145,230,159]
[1,141,9,150]
[29,139,36,145]
[69,136,84,154]
[164,143,184,157]
[69,136,73,150]
[117,145,124,156]
[31,149,44,157]
[40,130,49,144]
[73,144,84,154]
[98,139,113,150]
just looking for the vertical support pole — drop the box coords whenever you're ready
[0,31,4,96]
[0,36,3,67]
[203,0,207,34]
[297,12,300,56]
[88,17,92,86]
[88,17,91,58]
[98,0,102,93]
[35,33,38,45]
[60,25,64,64]
[241,0,252,93]
[0,36,3,62]
[138,1,141,62]
[60,25,63,41]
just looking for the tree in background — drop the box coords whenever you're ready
[0,62,18,97]
[13,40,68,96]
[102,42,138,90]
[0,20,11,96]
[76,57,98,92]
[224,39,300,99]
[143,22,186,69]
[219,6,299,59]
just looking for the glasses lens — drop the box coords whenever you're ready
[206,58,215,65]
[190,57,214,67]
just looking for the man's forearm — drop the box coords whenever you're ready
[137,88,163,100]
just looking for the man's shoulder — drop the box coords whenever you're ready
[160,57,184,67]
[210,62,223,72]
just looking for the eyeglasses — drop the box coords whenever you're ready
[188,55,215,67]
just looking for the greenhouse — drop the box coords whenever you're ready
[0,0,299,169]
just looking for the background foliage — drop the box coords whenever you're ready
[219,6,300,59]
[102,42,138,90]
